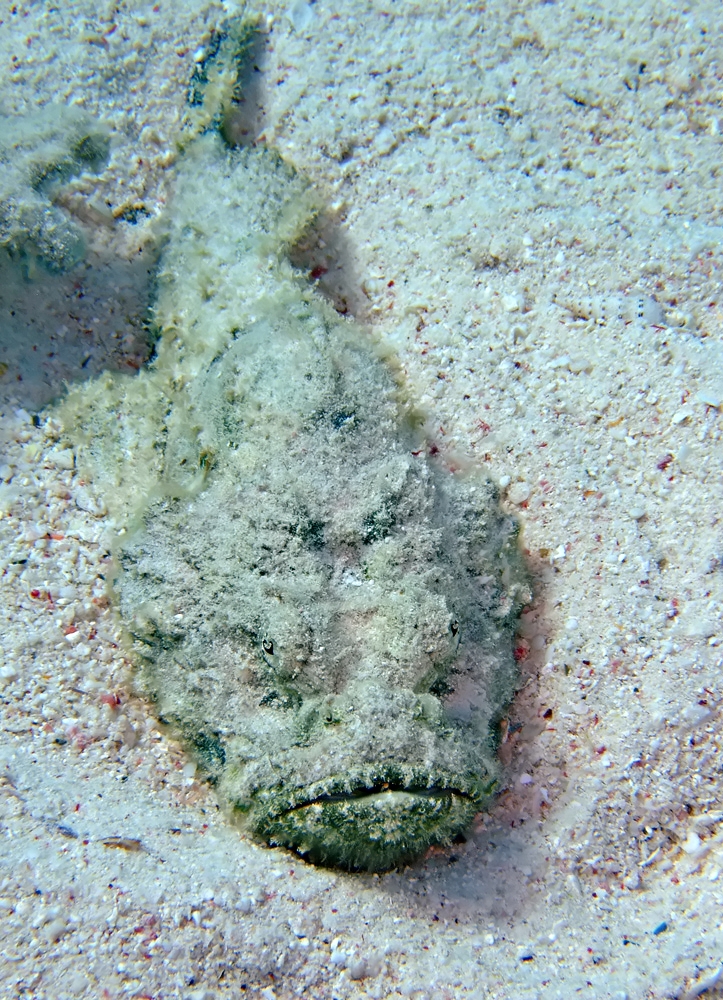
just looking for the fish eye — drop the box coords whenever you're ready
[262,638,274,656]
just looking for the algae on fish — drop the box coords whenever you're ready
[59,17,529,870]
[0,105,109,271]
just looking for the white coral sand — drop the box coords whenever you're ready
[1,2,723,998]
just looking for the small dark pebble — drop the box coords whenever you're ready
[57,825,78,839]
[520,953,534,962]
[652,921,668,936]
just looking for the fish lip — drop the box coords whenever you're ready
[287,782,476,813]
[249,768,494,871]
[254,767,490,823]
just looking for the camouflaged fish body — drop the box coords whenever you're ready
[97,138,527,871]
[60,48,528,867]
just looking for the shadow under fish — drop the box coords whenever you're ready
[60,20,530,871]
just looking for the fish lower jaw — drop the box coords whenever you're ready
[252,780,487,871]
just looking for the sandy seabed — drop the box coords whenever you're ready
[1,2,723,998]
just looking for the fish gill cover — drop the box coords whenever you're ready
[59,15,530,871]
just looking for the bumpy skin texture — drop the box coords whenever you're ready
[109,134,528,868]
[62,21,529,869]
[117,307,527,869]
[0,106,109,270]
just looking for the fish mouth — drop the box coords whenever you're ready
[249,769,496,871]
[300,781,475,806]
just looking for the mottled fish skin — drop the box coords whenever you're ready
[0,105,109,271]
[58,20,529,869]
[110,136,529,871]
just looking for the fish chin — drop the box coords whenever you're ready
[218,685,503,869]
[246,770,495,871]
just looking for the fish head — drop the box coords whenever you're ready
[121,457,523,871]
[210,573,517,870]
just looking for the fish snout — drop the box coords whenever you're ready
[234,683,498,870]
